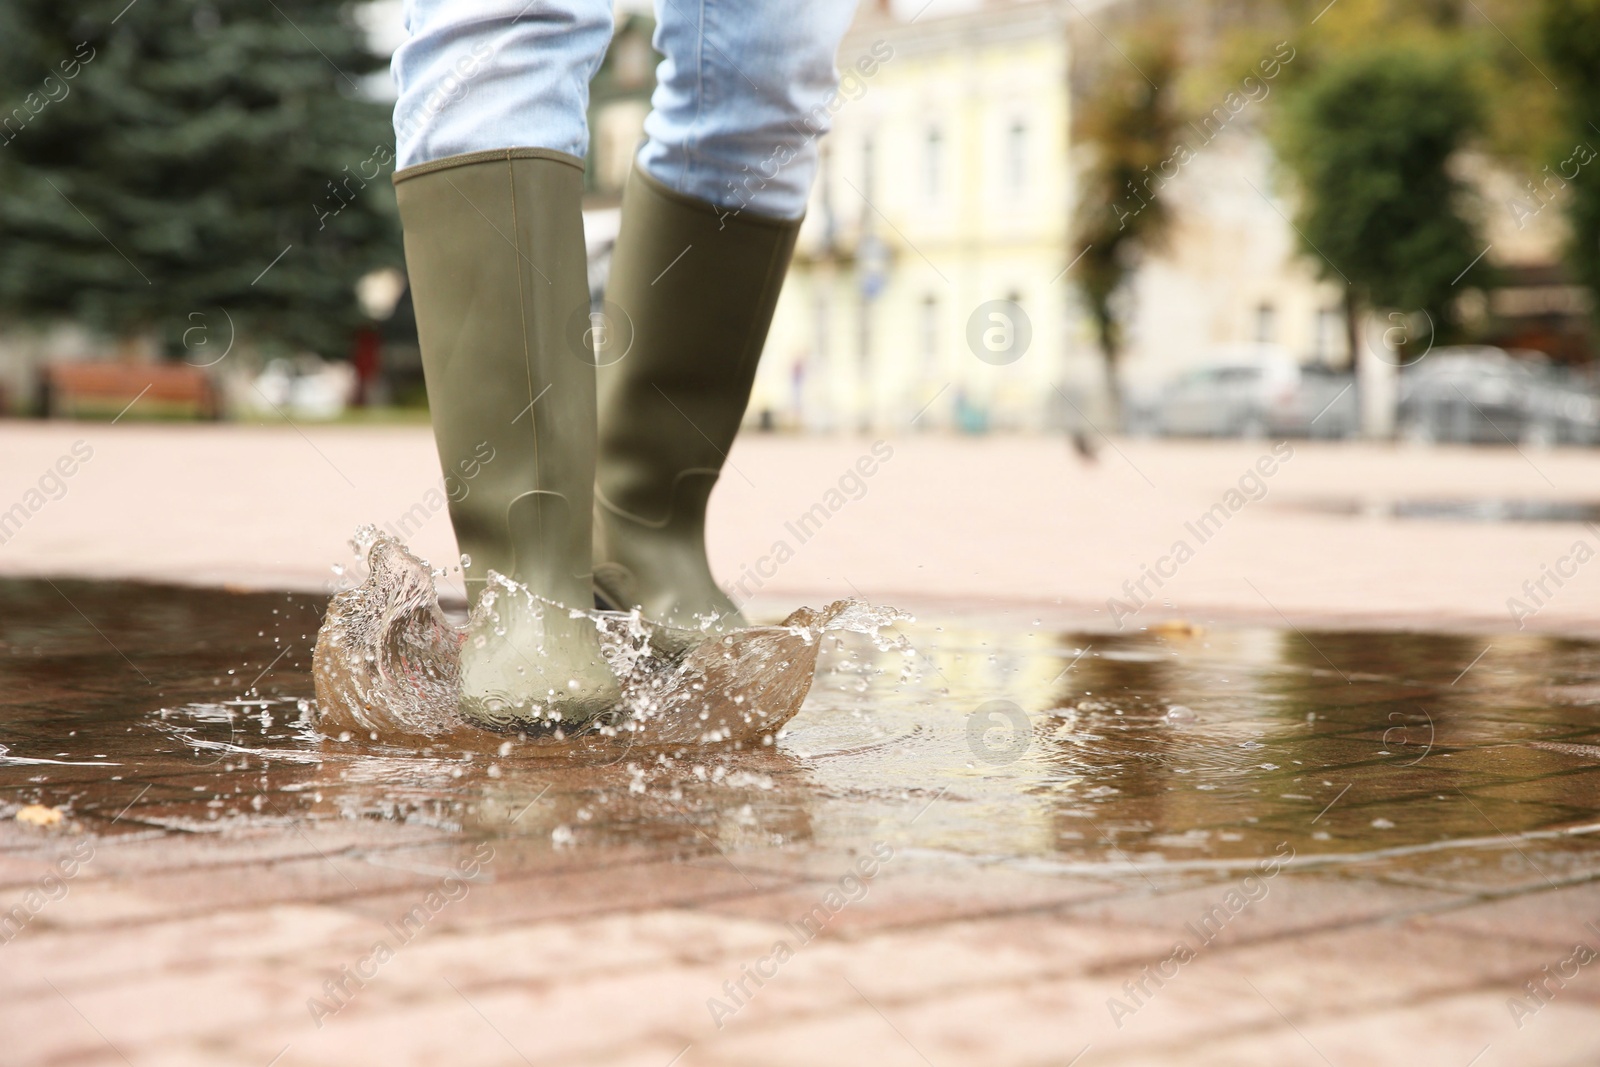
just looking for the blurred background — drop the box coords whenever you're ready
[1,0,1597,444]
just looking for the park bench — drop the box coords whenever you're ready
[40,362,221,420]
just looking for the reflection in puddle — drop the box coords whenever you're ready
[3,579,1600,885]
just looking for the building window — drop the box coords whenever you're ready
[1006,120,1028,194]
[925,127,942,200]
[1254,303,1276,344]
[861,133,876,203]
[813,291,831,372]
[920,294,939,368]
[859,295,873,371]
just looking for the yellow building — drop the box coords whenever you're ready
[750,0,1353,433]
[755,1,1076,432]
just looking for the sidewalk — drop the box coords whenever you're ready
[2,422,1598,633]
[5,423,1600,1066]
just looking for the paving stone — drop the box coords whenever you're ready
[1088,993,1600,1067]
[1428,880,1600,950]
[1060,872,1463,951]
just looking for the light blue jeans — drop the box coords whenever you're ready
[392,0,859,219]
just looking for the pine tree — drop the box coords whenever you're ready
[0,0,401,359]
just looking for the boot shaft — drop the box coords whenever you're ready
[395,149,599,608]
[597,166,801,527]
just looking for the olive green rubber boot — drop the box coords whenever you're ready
[395,149,620,729]
[594,166,801,633]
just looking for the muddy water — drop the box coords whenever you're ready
[3,577,1599,879]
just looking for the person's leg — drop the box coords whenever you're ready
[391,0,620,727]
[392,0,613,169]
[636,0,859,219]
[594,0,858,632]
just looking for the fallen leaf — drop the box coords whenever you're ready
[1152,619,1204,638]
[15,804,64,828]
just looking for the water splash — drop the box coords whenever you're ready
[311,527,910,751]
[311,528,463,740]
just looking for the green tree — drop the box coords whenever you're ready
[0,0,400,359]
[1539,0,1600,334]
[1071,34,1185,424]
[1271,46,1487,358]
[1068,37,1184,422]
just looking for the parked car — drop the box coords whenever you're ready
[1526,366,1600,446]
[1265,364,1358,439]
[1397,346,1598,445]
[1148,346,1356,438]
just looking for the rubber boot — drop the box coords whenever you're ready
[595,166,801,633]
[394,148,620,729]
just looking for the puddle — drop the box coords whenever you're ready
[3,578,1600,882]
[1284,496,1600,524]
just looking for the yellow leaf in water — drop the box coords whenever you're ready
[15,804,64,828]
[1152,619,1204,638]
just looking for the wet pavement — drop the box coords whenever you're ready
[4,579,1600,1065]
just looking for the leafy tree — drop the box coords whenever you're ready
[0,0,400,358]
[1539,0,1600,334]
[1272,46,1486,359]
[1258,0,1560,189]
[1070,33,1185,423]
